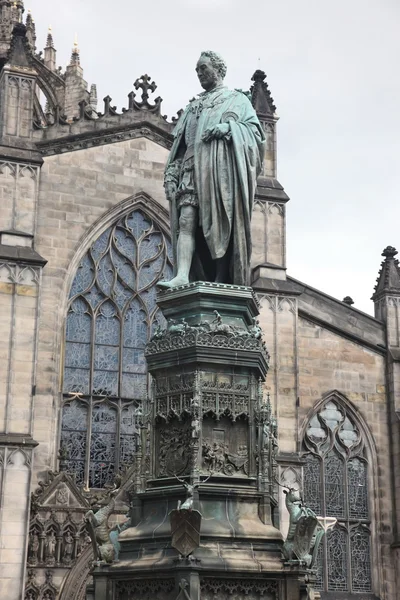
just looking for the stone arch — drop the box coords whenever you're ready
[56,195,172,487]
[300,390,382,598]
[50,192,170,423]
[58,545,93,600]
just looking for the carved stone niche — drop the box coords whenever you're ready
[202,415,249,477]
[156,418,193,478]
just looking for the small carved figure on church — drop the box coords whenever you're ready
[175,473,212,510]
[282,487,324,567]
[28,532,40,564]
[84,482,120,564]
[167,318,187,335]
[63,531,74,563]
[55,483,69,505]
[45,531,56,564]
[250,317,262,339]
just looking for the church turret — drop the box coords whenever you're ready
[250,68,289,278]
[372,246,400,326]
[0,0,24,58]
[251,69,278,178]
[64,34,90,120]
[25,8,35,49]
[0,22,38,148]
[44,25,56,71]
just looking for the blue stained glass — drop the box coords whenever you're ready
[60,401,88,484]
[65,342,91,369]
[91,229,111,262]
[113,227,137,263]
[142,285,158,314]
[95,302,120,345]
[121,373,147,399]
[112,250,135,289]
[124,299,148,348]
[138,254,165,290]
[122,348,146,373]
[69,254,94,298]
[139,232,163,265]
[84,284,104,309]
[126,210,151,239]
[63,208,173,488]
[97,254,114,297]
[120,404,138,435]
[63,367,90,394]
[66,298,91,343]
[94,345,119,371]
[92,370,118,396]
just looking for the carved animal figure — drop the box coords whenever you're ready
[85,489,118,564]
[282,487,323,566]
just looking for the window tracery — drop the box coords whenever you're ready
[302,398,372,595]
[60,208,172,489]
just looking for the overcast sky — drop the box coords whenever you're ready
[29,0,400,315]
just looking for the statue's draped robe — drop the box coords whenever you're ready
[166,87,265,286]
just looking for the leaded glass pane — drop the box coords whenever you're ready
[302,399,373,595]
[348,458,368,519]
[327,527,348,591]
[303,453,322,515]
[59,401,88,485]
[64,366,90,395]
[69,254,94,298]
[314,537,324,591]
[350,526,371,592]
[124,299,148,348]
[120,404,139,466]
[66,298,92,343]
[62,208,172,488]
[89,404,117,488]
[121,373,147,399]
[325,451,345,518]
[95,302,120,345]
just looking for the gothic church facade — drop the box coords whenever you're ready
[0,3,399,600]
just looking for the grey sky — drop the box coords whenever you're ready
[29,0,400,315]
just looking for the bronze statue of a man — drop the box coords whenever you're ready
[158,51,265,289]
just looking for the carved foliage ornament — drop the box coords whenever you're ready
[201,578,277,598]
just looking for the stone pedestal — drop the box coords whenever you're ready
[91,283,309,600]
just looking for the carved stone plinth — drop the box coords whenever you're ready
[91,283,310,600]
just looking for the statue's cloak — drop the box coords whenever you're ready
[166,87,265,286]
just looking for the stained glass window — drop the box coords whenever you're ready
[302,397,372,595]
[60,208,172,488]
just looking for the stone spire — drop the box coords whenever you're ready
[25,8,35,49]
[372,246,400,302]
[64,32,89,120]
[44,25,56,71]
[69,33,80,66]
[250,69,278,179]
[251,69,276,119]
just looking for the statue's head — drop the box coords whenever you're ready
[196,51,227,91]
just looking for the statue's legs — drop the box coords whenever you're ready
[158,205,198,288]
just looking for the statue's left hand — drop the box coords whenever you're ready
[202,123,230,142]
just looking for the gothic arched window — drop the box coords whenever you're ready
[60,208,172,489]
[302,397,372,595]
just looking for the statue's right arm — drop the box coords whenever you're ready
[164,158,182,202]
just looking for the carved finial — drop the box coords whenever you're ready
[342,296,354,306]
[382,246,398,259]
[46,25,54,48]
[70,33,80,66]
[129,75,162,113]
[250,69,276,119]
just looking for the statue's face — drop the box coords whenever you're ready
[196,56,222,91]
